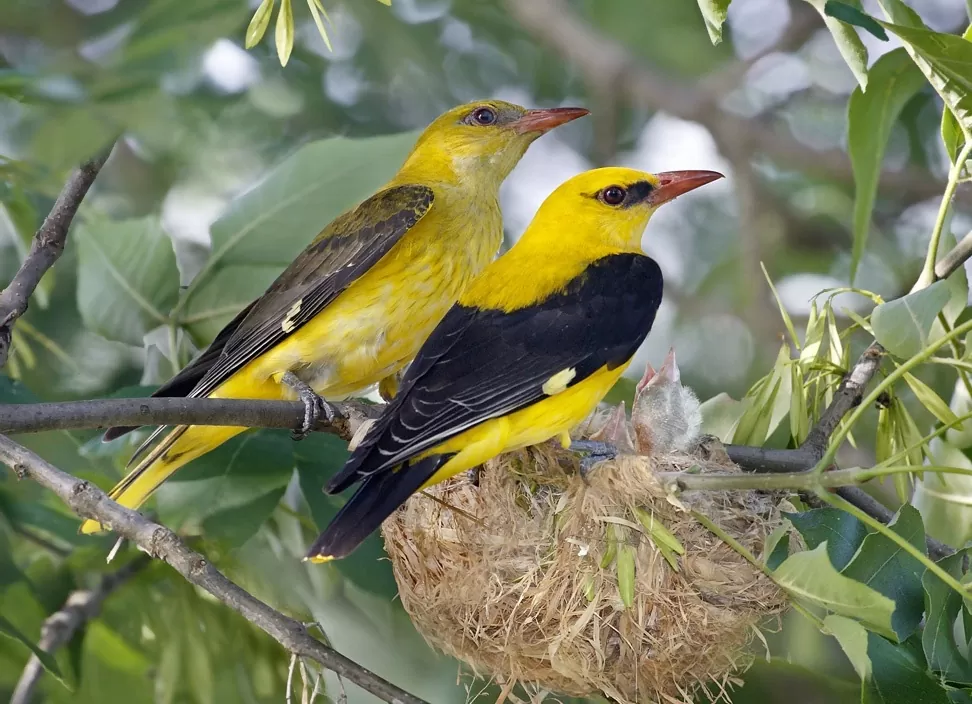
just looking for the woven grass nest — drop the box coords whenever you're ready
[381,354,789,704]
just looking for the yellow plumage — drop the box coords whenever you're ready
[81,101,588,534]
[309,166,723,561]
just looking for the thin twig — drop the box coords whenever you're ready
[0,435,429,704]
[10,556,150,704]
[0,148,113,368]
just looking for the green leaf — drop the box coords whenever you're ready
[76,217,180,346]
[824,613,872,680]
[866,633,951,704]
[825,1,888,40]
[84,621,150,676]
[904,372,962,428]
[841,505,927,641]
[699,392,745,442]
[939,25,972,164]
[0,613,65,684]
[847,48,925,282]
[773,543,897,637]
[732,344,791,445]
[245,0,274,48]
[762,262,800,349]
[914,438,972,547]
[786,507,868,570]
[306,0,333,51]
[616,543,636,609]
[922,550,972,684]
[877,18,972,138]
[177,132,418,343]
[275,0,294,66]
[790,362,810,444]
[806,0,870,89]
[871,281,951,359]
[294,433,398,598]
[943,107,966,164]
[696,0,731,44]
[801,300,826,365]
[154,430,294,547]
[764,523,791,571]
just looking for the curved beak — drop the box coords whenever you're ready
[512,107,589,135]
[650,170,724,206]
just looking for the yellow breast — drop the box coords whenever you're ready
[214,188,502,402]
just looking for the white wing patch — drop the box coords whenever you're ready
[542,367,577,396]
[281,300,303,333]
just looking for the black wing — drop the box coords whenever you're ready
[327,252,663,493]
[104,185,433,441]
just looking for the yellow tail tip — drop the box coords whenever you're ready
[303,554,336,564]
[79,519,107,535]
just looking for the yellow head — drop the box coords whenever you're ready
[523,166,724,254]
[398,100,589,188]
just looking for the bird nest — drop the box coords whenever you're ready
[382,440,789,704]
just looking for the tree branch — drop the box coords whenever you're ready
[10,556,151,704]
[0,148,112,369]
[0,435,429,704]
[0,396,380,440]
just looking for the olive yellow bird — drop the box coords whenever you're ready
[306,166,723,561]
[81,100,588,535]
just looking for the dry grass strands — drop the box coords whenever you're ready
[383,444,788,704]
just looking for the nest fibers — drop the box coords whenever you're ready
[383,440,788,704]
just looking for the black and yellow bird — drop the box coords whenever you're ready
[82,100,588,534]
[306,166,723,561]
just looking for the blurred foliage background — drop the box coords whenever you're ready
[1,0,971,702]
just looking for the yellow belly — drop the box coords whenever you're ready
[419,363,628,487]
[211,203,500,403]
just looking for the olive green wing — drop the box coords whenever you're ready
[184,184,434,399]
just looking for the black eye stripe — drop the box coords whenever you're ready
[591,180,655,208]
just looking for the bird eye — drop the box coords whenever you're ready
[600,185,627,206]
[470,107,497,125]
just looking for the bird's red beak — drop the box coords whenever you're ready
[512,107,589,135]
[650,170,724,205]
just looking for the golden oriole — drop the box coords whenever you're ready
[82,100,588,535]
[306,166,723,561]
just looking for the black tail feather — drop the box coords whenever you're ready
[306,456,447,562]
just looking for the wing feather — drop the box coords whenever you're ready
[328,253,663,493]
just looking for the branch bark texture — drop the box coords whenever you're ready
[0,150,112,368]
[0,435,428,704]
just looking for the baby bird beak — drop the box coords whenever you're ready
[511,107,589,135]
[650,170,724,206]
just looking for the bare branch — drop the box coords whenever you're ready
[936,229,972,281]
[0,396,380,440]
[801,342,885,457]
[10,556,150,704]
[0,148,112,368]
[0,435,429,704]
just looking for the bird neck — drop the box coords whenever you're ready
[393,142,509,196]
[459,233,638,312]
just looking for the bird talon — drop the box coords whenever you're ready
[283,371,334,441]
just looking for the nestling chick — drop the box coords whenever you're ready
[631,348,702,455]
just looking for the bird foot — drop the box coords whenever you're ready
[282,372,338,441]
[569,439,618,480]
